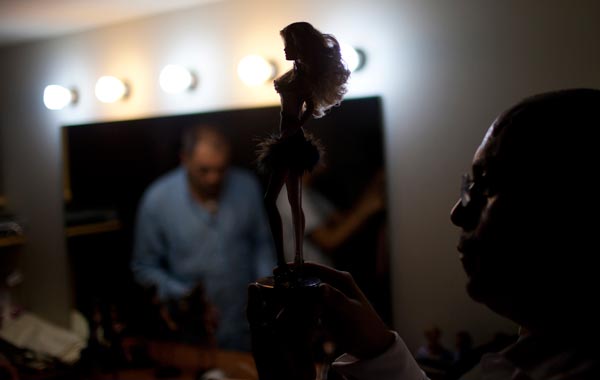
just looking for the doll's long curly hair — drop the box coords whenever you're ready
[278,22,350,118]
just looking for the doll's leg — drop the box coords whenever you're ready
[286,172,305,266]
[264,169,288,268]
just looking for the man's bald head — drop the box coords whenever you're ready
[181,125,231,158]
[181,125,231,202]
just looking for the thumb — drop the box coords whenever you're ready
[318,282,369,335]
[319,283,395,359]
[319,283,360,316]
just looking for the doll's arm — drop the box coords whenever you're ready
[299,99,314,125]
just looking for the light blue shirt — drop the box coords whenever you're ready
[132,166,274,350]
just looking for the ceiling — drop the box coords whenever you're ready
[0,0,221,47]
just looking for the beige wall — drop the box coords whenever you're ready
[1,0,599,351]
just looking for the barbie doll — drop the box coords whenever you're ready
[258,22,350,277]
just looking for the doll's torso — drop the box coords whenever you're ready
[274,63,312,132]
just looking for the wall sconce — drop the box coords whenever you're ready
[160,64,197,94]
[95,76,129,103]
[237,55,277,86]
[340,43,367,72]
[43,85,77,110]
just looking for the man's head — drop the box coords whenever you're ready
[181,125,231,201]
[424,327,442,345]
[450,89,600,334]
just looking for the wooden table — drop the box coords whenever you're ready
[96,342,258,380]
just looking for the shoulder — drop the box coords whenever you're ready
[227,168,264,204]
[140,167,185,207]
[274,69,309,95]
[228,167,261,189]
[274,70,294,93]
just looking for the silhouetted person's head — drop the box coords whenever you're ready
[451,89,600,338]
[181,125,231,202]
[425,327,443,346]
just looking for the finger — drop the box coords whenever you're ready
[300,262,365,300]
[319,283,394,359]
[301,261,347,278]
[319,282,383,334]
[280,261,346,284]
[318,283,364,350]
[319,283,361,317]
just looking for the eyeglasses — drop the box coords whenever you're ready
[461,173,474,207]
[461,170,497,207]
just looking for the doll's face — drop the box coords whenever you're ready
[282,33,298,60]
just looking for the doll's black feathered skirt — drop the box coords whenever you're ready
[257,129,323,174]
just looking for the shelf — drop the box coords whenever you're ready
[0,235,25,248]
[65,220,122,238]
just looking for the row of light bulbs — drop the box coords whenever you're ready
[43,46,365,111]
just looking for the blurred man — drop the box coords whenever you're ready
[133,125,273,351]
[249,89,600,379]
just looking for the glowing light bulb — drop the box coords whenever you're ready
[160,64,196,94]
[43,85,76,110]
[95,76,128,103]
[340,43,366,72]
[237,55,276,86]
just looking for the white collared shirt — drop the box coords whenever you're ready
[332,331,599,380]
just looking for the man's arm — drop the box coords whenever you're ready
[309,170,385,252]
